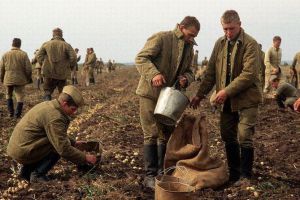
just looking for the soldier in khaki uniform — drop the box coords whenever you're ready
[0,38,32,118]
[191,10,262,184]
[107,59,113,73]
[37,28,76,100]
[201,56,208,68]
[71,48,81,85]
[258,44,266,90]
[291,51,300,89]
[269,75,298,109]
[31,49,43,89]
[264,36,282,93]
[86,48,97,84]
[136,16,199,188]
[192,50,199,73]
[7,85,98,183]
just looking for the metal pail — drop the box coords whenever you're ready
[154,87,189,126]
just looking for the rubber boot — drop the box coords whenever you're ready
[225,143,241,183]
[7,99,14,117]
[37,79,41,90]
[157,143,166,175]
[19,164,36,181]
[75,78,78,85]
[143,144,158,189]
[15,102,23,118]
[241,147,254,179]
[30,153,60,183]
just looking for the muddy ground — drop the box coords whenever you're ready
[0,67,299,199]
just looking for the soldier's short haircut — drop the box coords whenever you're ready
[58,93,78,107]
[12,38,21,48]
[180,16,200,31]
[75,48,79,51]
[52,27,63,37]
[221,10,240,24]
[273,36,281,42]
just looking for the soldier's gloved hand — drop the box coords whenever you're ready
[152,74,166,87]
[86,154,97,165]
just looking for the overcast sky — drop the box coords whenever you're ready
[0,0,299,63]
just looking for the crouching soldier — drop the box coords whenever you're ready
[7,85,98,183]
[0,38,32,118]
[270,75,298,110]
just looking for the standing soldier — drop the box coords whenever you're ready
[31,49,43,90]
[112,60,117,71]
[136,16,199,188]
[99,58,104,73]
[37,28,76,101]
[107,59,113,73]
[85,48,97,84]
[258,44,266,90]
[71,48,81,85]
[190,10,262,185]
[0,38,32,118]
[192,50,199,73]
[264,36,282,94]
[201,56,208,68]
[291,51,300,89]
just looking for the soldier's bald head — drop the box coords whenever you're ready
[52,28,63,37]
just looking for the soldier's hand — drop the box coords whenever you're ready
[178,75,188,88]
[215,89,228,104]
[152,74,166,87]
[294,98,300,112]
[190,96,203,109]
[86,154,97,165]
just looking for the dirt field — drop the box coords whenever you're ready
[0,67,299,199]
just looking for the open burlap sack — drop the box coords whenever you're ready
[164,114,228,190]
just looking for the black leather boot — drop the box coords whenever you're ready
[7,99,14,117]
[19,164,36,181]
[225,143,241,183]
[241,147,254,179]
[157,143,166,174]
[75,78,78,85]
[30,152,60,183]
[143,144,158,189]
[15,102,23,118]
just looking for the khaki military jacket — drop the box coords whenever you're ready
[196,28,262,111]
[259,50,266,81]
[0,47,32,85]
[86,52,97,68]
[7,100,86,165]
[37,36,76,80]
[292,52,300,69]
[31,50,42,69]
[135,25,194,100]
[264,46,282,74]
[192,53,198,67]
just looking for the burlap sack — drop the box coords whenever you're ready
[164,114,228,190]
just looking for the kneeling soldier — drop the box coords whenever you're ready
[7,85,97,183]
[270,75,298,109]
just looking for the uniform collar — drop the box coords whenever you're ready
[52,99,70,119]
[51,36,65,41]
[11,47,20,50]
[173,24,198,46]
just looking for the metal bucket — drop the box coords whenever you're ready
[154,87,190,126]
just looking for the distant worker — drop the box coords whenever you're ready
[99,58,104,73]
[71,48,81,85]
[0,38,32,118]
[270,75,298,110]
[112,60,116,71]
[291,51,300,89]
[192,50,199,73]
[86,48,97,84]
[264,36,282,94]
[136,16,199,189]
[31,49,43,90]
[6,85,98,183]
[107,59,113,73]
[201,56,208,68]
[37,28,76,101]
[258,44,266,90]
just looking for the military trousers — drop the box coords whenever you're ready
[139,96,173,145]
[36,68,42,79]
[6,85,25,102]
[220,101,258,149]
[43,78,66,96]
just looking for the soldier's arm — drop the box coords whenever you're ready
[0,56,5,83]
[36,45,46,66]
[264,48,273,71]
[45,118,86,165]
[135,33,162,82]
[77,55,81,62]
[224,41,259,97]
[291,54,297,69]
[67,45,77,67]
[196,41,218,97]
[24,54,32,82]
[183,49,195,86]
